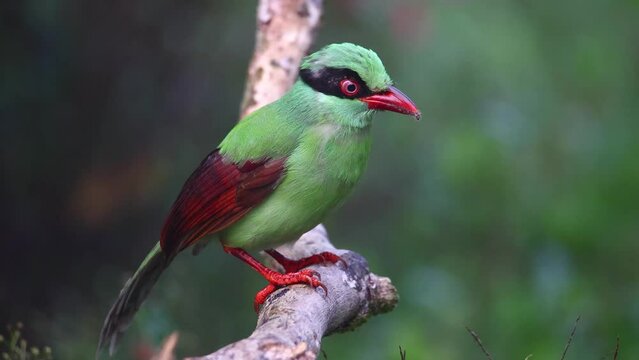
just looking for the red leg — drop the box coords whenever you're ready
[223,246,327,311]
[265,249,345,273]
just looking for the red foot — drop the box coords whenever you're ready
[223,246,338,312]
[265,249,346,273]
[252,268,326,311]
[253,284,277,312]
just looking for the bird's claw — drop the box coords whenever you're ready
[317,252,347,269]
[251,250,345,312]
[253,268,328,312]
[334,256,348,269]
[299,268,321,281]
[316,282,328,296]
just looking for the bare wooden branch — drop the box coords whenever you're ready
[181,0,399,358]
[239,0,323,119]
[186,226,398,360]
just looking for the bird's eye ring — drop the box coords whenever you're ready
[339,79,360,97]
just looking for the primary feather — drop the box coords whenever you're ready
[98,243,168,356]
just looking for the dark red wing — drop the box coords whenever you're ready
[160,149,286,257]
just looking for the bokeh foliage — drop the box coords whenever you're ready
[1,0,638,359]
[0,323,53,360]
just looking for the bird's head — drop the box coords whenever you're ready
[299,43,421,126]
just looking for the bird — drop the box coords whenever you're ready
[97,42,420,356]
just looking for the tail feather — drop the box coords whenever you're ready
[97,243,171,358]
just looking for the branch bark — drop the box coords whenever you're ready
[184,1,399,358]
[186,226,398,360]
[239,0,323,119]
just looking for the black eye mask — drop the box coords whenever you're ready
[299,67,374,99]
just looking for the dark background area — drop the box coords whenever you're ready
[1,0,638,358]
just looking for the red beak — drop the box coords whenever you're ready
[360,86,421,120]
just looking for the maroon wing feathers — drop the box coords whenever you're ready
[160,149,286,257]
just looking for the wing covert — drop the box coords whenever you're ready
[160,149,286,256]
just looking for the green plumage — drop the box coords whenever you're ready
[219,80,373,249]
[98,43,414,357]
[301,43,393,91]
[213,43,392,249]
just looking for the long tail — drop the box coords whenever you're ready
[97,242,172,358]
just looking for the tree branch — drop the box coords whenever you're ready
[239,0,323,119]
[183,1,399,358]
[186,226,398,360]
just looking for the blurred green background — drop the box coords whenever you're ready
[2,0,638,358]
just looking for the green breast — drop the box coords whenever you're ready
[221,123,372,250]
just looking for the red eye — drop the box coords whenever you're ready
[339,79,360,96]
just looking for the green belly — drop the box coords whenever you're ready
[220,124,372,250]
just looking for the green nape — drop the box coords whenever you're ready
[301,43,393,91]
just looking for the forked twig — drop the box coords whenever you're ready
[399,345,407,360]
[613,336,620,360]
[560,316,581,360]
[465,326,494,360]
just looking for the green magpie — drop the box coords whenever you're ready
[98,42,420,356]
